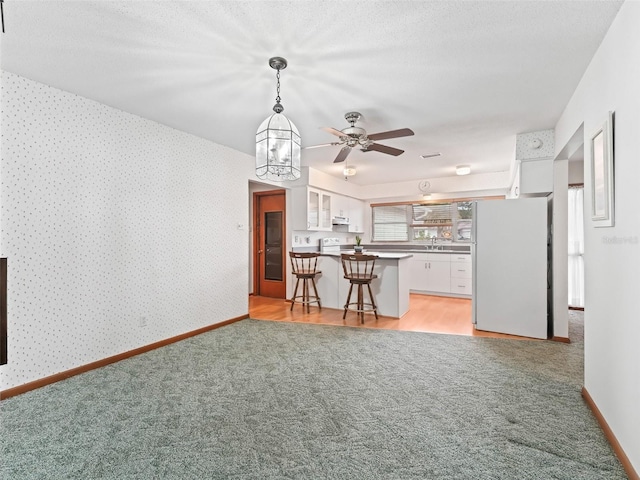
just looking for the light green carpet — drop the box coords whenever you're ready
[0,314,627,479]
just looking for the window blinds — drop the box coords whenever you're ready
[372,205,409,241]
[412,204,453,224]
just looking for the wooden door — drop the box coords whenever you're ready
[253,190,286,298]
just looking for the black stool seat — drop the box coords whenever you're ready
[289,252,322,313]
[341,253,379,323]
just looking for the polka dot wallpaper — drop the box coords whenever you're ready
[515,129,555,160]
[0,72,252,390]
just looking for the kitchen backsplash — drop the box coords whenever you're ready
[291,231,471,253]
[291,231,357,248]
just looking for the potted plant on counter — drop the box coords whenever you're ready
[354,235,363,253]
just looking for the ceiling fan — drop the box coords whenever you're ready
[306,112,414,163]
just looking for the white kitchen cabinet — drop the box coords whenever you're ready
[330,194,366,233]
[450,254,472,296]
[424,256,451,293]
[409,254,431,291]
[450,254,471,264]
[347,197,365,233]
[318,191,332,230]
[409,253,451,294]
[450,277,472,295]
[291,187,332,231]
[520,158,553,195]
[332,194,349,219]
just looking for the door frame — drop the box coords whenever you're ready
[252,189,287,297]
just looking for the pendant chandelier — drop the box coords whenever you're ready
[255,57,301,181]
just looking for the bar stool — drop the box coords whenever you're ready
[289,252,322,313]
[341,253,379,324]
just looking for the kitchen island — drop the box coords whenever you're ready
[314,252,412,318]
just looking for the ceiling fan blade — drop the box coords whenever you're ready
[304,142,340,150]
[367,128,414,141]
[333,146,352,163]
[364,143,404,156]
[322,127,346,137]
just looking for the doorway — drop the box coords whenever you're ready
[568,143,585,309]
[253,189,286,298]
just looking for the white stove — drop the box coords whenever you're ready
[320,237,342,254]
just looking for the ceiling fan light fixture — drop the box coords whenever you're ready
[343,166,357,177]
[255,57,301,181]
[456,165,471,176]
[306,112,414,164]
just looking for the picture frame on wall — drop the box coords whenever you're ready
[590,111,614,227]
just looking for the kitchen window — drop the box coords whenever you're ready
[372,205,409,241]
[372,201,474,243]
[455,201,473,241]
[411,203,453,240]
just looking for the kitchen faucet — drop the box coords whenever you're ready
[430,237,444,250]
[425,236,436,250]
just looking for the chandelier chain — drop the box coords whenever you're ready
[275,69,281,104]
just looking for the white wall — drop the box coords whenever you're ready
[552,160,568,339]
[359,171,511,201]
[291,165,512,203]
[567,159,584,184]
[555,1,640,471]
[0,72,253,391]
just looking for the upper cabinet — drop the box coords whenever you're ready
[291,187,366,233]
[347,197,365,233]
[332,194,349,220]
[291,187,333,231]
[331,193,365,233]
[519,158,554,195]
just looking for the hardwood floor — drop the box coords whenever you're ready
[249,293,528,340]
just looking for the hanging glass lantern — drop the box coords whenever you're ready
[256,57,301,181]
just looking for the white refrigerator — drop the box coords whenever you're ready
[471,197,549,339]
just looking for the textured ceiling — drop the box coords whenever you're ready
[0,1,623,186]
